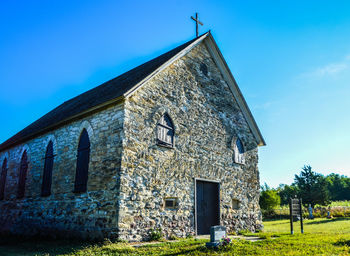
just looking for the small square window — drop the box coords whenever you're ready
[164,197,178,209]
[232,199,240,210]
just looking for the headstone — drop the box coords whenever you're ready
[308,204,314,219]
[206,226,226,248]
[327,210,332,219]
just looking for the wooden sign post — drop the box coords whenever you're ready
[289,197,304,234]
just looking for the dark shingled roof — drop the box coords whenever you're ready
[0,34,206,151]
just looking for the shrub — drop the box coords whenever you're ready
[149,228,162,241]
[238,229,250,235]
[220,237,232,247]
[168,234,178,240]
[228,231,237,236]
[211,237,233,251]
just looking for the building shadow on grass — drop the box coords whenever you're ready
[306,217,350,225]
[161,246,212,256]
[333,239,350,247]
[0,235,99,256]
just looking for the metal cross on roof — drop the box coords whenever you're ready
[191,13,203,37]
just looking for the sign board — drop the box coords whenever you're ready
[289,198,304,234]
[292,210,300,216]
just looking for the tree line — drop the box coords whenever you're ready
[260,165,350,211]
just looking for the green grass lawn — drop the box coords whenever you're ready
[1,218,350,255]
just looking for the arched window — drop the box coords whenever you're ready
[233,138,245,164]
[157,114,174,147]
[0,158,8,200]
[17,150,28,198]
[74,129,90,193]
[41,141,54,197]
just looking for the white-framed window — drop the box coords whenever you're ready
[233,138,245,164]
[157,114,174,147]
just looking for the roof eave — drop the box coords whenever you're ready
[0,31,265,152]
[0,96,125,152]
[204,34,266,146]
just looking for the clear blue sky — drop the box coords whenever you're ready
[1,0,350,187]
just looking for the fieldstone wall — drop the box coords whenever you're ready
[119,42,262,241]
[0,40,263,242]
[0,104,125,239]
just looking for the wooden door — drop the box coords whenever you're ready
[196,180,220,235]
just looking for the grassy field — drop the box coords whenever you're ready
[278,201,350,209]
[1,218,350,255]
[269,201,350,219]
[324,201,350,207]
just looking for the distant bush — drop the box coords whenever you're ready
[261,208,289,220]
[260,184,281,211]
[262,204,350,220]
[313,206,350,218]
[316,201,350,207]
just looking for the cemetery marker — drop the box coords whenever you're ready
[289,197,304,234]
[206,225,226,248]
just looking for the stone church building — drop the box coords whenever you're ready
[0,32,265,241]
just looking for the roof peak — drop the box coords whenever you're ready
[0,33,209,151]
[0,31,265,151]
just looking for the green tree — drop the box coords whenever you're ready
[325,173,350,201]
[293,165,330,206]
[259,183,281,211]
[277,184,299,205]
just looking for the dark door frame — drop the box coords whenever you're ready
[194,178,220,236]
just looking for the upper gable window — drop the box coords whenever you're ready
[0,158,8,200]
[157,114,174,147]
[200,63,208,76]
[233,138,245,165]
[41,141,54,197]
[74,129,90,193]
[17,150,28,199]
